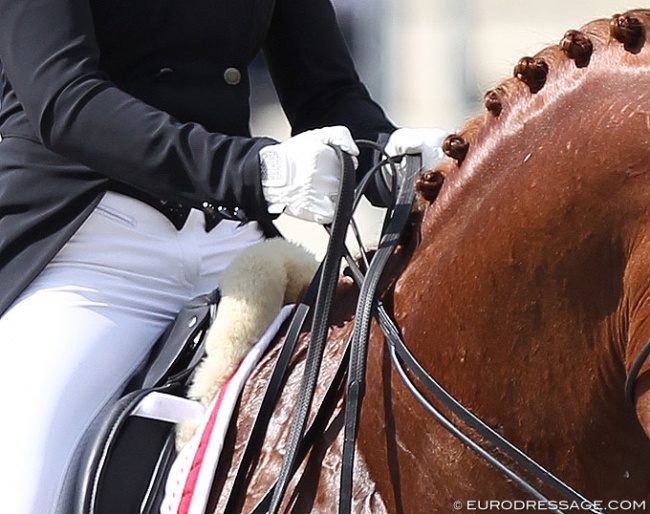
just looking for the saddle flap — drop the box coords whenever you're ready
[130,290,219,390]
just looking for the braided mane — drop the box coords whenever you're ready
[416,9,650,201]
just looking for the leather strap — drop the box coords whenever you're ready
[625,337,650,405]
[267,148,358,514]
[339,154,420,514]
[221,272,320,512]
[223,143,406,514]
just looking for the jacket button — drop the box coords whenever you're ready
[223,67,241,85]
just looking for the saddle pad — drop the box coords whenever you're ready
[161,305,294,514]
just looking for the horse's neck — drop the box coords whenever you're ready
[416,39,650,367]
[389,34,650,436]
[355,15,650,511]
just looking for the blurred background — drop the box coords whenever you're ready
[253,0,639,257]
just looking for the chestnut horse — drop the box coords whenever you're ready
[208,10,650,513]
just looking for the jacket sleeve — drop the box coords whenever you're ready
[0,0,275,223]
[263,0,397,202]
[264,0,396,137]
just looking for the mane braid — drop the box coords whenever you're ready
[424,9,650,192]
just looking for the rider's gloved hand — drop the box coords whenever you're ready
[384,127,448,174]
[259,126,359,224]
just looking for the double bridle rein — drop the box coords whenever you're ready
[221,144,614,514]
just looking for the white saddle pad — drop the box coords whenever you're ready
[161,305,294,514]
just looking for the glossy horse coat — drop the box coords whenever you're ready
[209,10,650,513]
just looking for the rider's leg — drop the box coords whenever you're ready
[0,192,263,514]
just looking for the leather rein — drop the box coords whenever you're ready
[221,144,609,514]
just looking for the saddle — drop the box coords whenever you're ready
[57,290,219,514]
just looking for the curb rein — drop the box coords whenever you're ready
[221,144,608,514]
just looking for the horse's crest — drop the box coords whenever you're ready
[419,10,650,207]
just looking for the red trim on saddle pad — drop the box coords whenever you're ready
[162,305,293,514]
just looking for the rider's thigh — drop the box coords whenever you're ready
[0,194,190,514]
[0,281,179,514]
[0,191,264,514]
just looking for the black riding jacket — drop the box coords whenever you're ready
[0,0,396,316]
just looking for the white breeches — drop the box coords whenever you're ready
[0,191,264,514]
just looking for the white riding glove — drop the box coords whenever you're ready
[259,126,359,224]
[384,127,448,175]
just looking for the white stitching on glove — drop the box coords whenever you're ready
[259,126,359,224]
